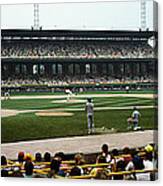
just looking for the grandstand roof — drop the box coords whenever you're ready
[1,29,157,40]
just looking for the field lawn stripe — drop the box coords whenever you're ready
[114,100,153,107]
[53,98,148,108]
[47,105,155,111]
[94,98,151,107]
[1,94,155,100]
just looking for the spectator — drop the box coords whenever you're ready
[101,144,112,163]
[1,155,7,166]
[122,147,132,167]
[74,153,85,166]
[17,151,25,164]
[50,159,61,177]
[35,152,42,162]
[44,152,51,162]
[136,152,154,181]
[24,161,34,178]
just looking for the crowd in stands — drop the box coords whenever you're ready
[1,41,155,59]
[1,75,154,87]
[1,143,158,180]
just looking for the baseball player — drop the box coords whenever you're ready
[132,107,141,130]
[85,98,95,134]
[125,86,130,93]
[4,90,10,100]
[65,89,73,102]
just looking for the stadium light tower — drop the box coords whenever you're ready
[34,4,40,30]
[140,0,147,31]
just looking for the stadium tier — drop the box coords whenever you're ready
[1,29,158,93]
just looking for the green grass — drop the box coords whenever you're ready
[1,94,157,143]
[9,90,155,96]
[1,97,155,110]
[1,109,157,143]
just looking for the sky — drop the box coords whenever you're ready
[0,0,155,31]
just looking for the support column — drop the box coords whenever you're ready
[20,64,23,74]
[73,63,75,75]
[56,63,58,75]
[139,62,142,78]
[130,63,134,79]
[90,63,93,74]
[97,63,102,75]
[123,62,126,80]
[146,62,149,77]
[80,63,85,75]
[45,63,51,76]
[27,63,33,75]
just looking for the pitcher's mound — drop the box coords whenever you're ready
[35,111,74,117]
[52,99,86,103]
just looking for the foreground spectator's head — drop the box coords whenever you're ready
[54,152,65,161]
[101,144,109,154]
[1,155,7,166]
[111,148,119,157]
[123,147,130,155]
[145,144,154,153]
[25,153,33,162]
[74,153,85,165]
[24,161,34,177]
[35,152,42,162]
[18,151,25,163]
[44,152,51,162]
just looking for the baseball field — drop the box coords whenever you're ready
[1,90,157,143]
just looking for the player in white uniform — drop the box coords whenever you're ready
[4,90,10,100]
[85,98,95,134]
[65,89,73,102]
[132,107,141,130]
[125,86,130,93]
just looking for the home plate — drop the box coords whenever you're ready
[35,111,74,117]
[52,99,86,103]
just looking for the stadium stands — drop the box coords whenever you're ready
[1,143,158,180]
[1,41,155,59]
[1,75,155,88]
[1,30,157,94]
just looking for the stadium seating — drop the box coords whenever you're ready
[1,143,158,180]
[1,75,154,88]
[1,41,155,59]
